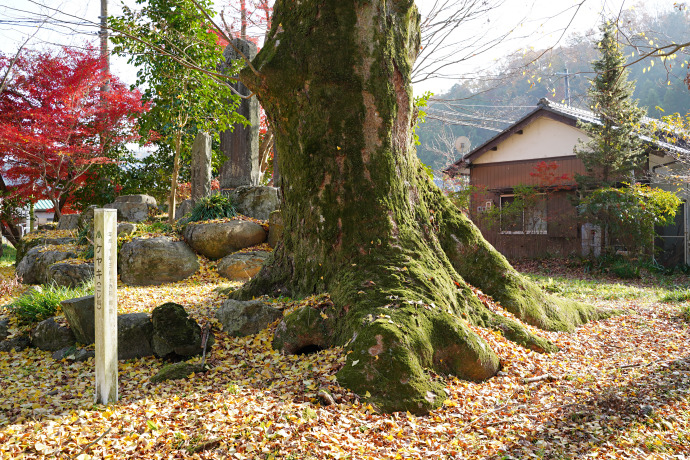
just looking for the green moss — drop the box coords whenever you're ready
[150,362,207,384]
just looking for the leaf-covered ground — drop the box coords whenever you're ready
[0,257,689,459]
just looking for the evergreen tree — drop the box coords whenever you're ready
[575,23,647,187]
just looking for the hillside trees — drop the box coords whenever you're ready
[0,47,148,222]
[110,0,246,223]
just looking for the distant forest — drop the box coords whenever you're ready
[416,6,690,171]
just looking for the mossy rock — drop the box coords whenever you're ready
[150,362,207,383]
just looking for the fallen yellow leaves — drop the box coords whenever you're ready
[0,259,689,459]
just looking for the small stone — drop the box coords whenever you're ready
[216,299,282,337]
[52,346,94,362]
[0,334,31,352]
[61,295,95,344]
[150,362,207,383]
[0,317,9,341]
[217,251,270,281]
[151,303,214,360]
[31,317,76,351]
[117,223,136,236]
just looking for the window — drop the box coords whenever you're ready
[500,193,547,234]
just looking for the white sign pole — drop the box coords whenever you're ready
[94,209,118,404]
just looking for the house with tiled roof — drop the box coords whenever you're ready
[445,98,690,266]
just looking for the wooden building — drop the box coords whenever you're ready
[445,98,690,263]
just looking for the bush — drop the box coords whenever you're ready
[185,194,236,223]
[10,281,94,325]
[661,289,690,303]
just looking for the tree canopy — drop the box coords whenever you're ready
[0,46,148,221]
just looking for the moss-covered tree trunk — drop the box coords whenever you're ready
[235,0,604,414]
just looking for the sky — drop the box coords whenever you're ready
[0,0,680,95]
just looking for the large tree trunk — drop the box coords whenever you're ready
[235,0,606,414]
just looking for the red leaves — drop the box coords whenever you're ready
[0,46,148,211]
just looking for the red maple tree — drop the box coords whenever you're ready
[0,46,149,221]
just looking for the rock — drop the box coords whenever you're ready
[52,346,94,362]
[31,317,76,351]
[58,214,81,230]
[151,302,214,360]
[217,250,270,281]
[229,186,280,220]
[0,317,9,341]
[150,362,207,383]
[268,210,283,248]
[104,194,157,222]
[118,313,154,360]
[117,223,136,236]
[119,237,199,286]
[175,199,194,221]
[78,205,98,230]
[0,334,30,352]
[60,297,155,359]
[191,132,213,201]
[45,262,94,288]
[16,246,78,285]
[183,221,267,260]
[15,236,77,265]
[216,299,282,337]
[61,295,95,344]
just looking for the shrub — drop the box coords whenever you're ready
[185,194,237,223]
[10,281,94,324]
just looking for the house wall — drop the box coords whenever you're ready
[469,154,587,259]
[473,116,590,165]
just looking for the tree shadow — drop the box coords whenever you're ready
[493,354,690,459]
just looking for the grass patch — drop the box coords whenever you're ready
[10,281,94,324]
[659,289,690,303]
[184,194,237,223]
[0,244,16,267]
[528,274,658,301]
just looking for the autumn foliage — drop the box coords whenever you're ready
[0,46,149,220]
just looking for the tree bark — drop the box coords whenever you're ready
[168,131,183,223]
[234,0,606,414]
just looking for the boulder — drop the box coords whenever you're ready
[0,317,9,341]
[119,237,199,286]
[183,221,266,260]
[45,262,93,288]
[175,199,194,221]
[117,223,136,236]
[15,236,77,265]
[216,299,282,337]
[31,317,76,351]
[217,250,270,281]
[16,246,78,285]
[229,186,280,221]
[268,210,283,248]
[78,205,98,230]
[52,346,94,362]
[60,295,95,344]
[0,334,30,353]
[57,214,81,230]
[118,313,154,360]
[60,297,155,360]
[151,302,214,360]
[104,195,157,223]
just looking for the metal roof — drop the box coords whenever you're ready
[444,98,690,175]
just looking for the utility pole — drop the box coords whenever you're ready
[555,68,571,106]
[100,0,110,82]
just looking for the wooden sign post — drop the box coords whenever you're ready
[94,209,118,404]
